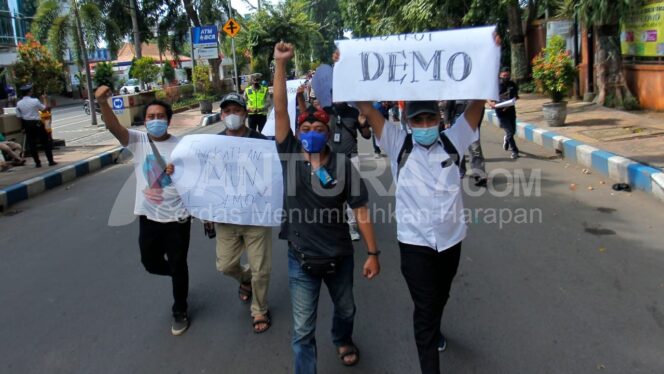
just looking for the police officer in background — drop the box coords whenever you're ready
[16,83,56,167]
[244,75,271,133]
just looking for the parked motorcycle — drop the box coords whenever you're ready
[83,100,101,115]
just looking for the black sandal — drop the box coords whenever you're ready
[337,343,360,367]
[252,311,272,334]
[238,282,252,304]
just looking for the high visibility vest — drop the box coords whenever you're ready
[246,86,268,114]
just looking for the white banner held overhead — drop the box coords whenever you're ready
[170,135,283,226]
[333,26,500,102]
[262,79,306,137]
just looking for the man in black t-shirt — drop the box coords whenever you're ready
[273,41,381,373]
[490,67,520,159]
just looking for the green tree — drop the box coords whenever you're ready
[130,57,160,85]
[93,61,115,90]
[558,0,640,108]
[162,63,176,83]
[192,65,213,97]
[11,33,64,95]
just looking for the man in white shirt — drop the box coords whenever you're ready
[15,83,56,167]
[95,85,192,336]
[357,99,485,374]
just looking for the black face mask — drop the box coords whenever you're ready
[500,77,509,84]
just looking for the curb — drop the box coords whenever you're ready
[0,147,123,211]
[484,110,664,202]
[200,112,221,127]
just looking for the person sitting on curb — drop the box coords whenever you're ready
[96,85,192,336]
[0,132,26,168]
[273,41,381,373]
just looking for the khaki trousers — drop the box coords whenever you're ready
[215,223,272,317]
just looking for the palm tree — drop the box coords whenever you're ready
[31,0,122,125]
[558,0,641,108]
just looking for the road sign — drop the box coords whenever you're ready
[223,18,241,38]
[194,47,219,60]
[191,25,218,47]
[112,97,124,110]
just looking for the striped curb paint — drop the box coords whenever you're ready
[485,110,664,202]
[0,147,123,211]
[200,113,221,127]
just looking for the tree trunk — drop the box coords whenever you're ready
[208,58,222,93]
[506,0,528,83]
[181,0,201,27]
[593,24,637,108]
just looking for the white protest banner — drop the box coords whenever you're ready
[262,79,306,137]
[169,134,283,226]
[333,26,500,102]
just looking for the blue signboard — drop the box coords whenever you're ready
[112,97,124,110]
[88,49,110,62]
[191,25,218,47]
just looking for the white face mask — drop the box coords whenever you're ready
[224,114,244,130]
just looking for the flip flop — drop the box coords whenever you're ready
[337,343,360,367]
[252,311,272,334]
[238,282,252,304]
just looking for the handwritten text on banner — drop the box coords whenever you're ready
[332,26,500,102]
[170,135,283,226]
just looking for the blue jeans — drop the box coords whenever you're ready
[287,249,356,374]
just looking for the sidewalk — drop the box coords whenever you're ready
[0,108,222,210]
[485,93,664,202]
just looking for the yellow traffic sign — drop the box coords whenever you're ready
[223,18,241,38]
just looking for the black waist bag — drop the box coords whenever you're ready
[292,247,339,277]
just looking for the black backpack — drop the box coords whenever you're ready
[396,130,460,180]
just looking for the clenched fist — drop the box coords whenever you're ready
[273,41,294,62]
[95,85,112,105]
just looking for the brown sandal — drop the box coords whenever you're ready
[238,282,252,304]
[252,311,272,334]
[337,344,360,366]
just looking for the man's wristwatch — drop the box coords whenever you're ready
[367,250,381,256]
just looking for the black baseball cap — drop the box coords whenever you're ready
[19,83,33,92]
[219,92,246,109]
[405,101,439,119]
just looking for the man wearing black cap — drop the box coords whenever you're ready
[358,98,485,374]
[16,83,56,167]
[214,92,274,333]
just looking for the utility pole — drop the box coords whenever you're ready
[130,0,141,58]
[72,0,97,126]
[227,0,239,92]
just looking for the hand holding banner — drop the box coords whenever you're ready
[333,26,500,102]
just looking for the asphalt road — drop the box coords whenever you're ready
[50,105,109,146]
[1,124,663,374]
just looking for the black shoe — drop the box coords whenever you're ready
[171,312,190,336]
[438,333,447,352]
[511,152,519,159]
[474,177,488,187]
[35,163,42,168]
[48,161,58,166]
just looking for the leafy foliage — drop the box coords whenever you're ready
[192,65,213,96]
[130,57,160,84]
[531,36,577,102]
[93,61,115,90]
[162,63,176,83]
[11,33,64,95]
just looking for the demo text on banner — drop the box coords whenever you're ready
[333,26,500,102]
[170,135,283,226]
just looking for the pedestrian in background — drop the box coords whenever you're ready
[244,75,271,133]
[490,67,520,159]
[96,85,192,336]
[16,83,56,167]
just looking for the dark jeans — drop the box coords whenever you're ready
[138,216,191,315]
[498,115,519,153]
[248,113,267,133]
[23,120,53,164]
[400,241,462,374]
[372,133,381,154]
[287,248,356,374]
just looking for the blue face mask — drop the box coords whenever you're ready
[146,119,168,137]
[299,130,328,153]
[411,126,440,146]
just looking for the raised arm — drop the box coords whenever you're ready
[355,102,386,139]
[462,100,487,132]
[296,84,308,114]
[273,42,294,144]
[95,86,129,146]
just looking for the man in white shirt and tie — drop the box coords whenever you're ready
[357,99,485,374]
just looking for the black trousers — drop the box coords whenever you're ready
[138,216,191,315]
[248,113,267,133]
[400,241,462,374]
[23,120,53,164]
[498,115,519,153]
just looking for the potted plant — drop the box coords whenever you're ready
[193,65,215,114]
[531,35,577,127]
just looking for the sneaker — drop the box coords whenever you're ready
[374,153,382,159]
[438,333,447,352]
[503,136,509,151]
[510,152,519,159]
[171,312,190,336]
